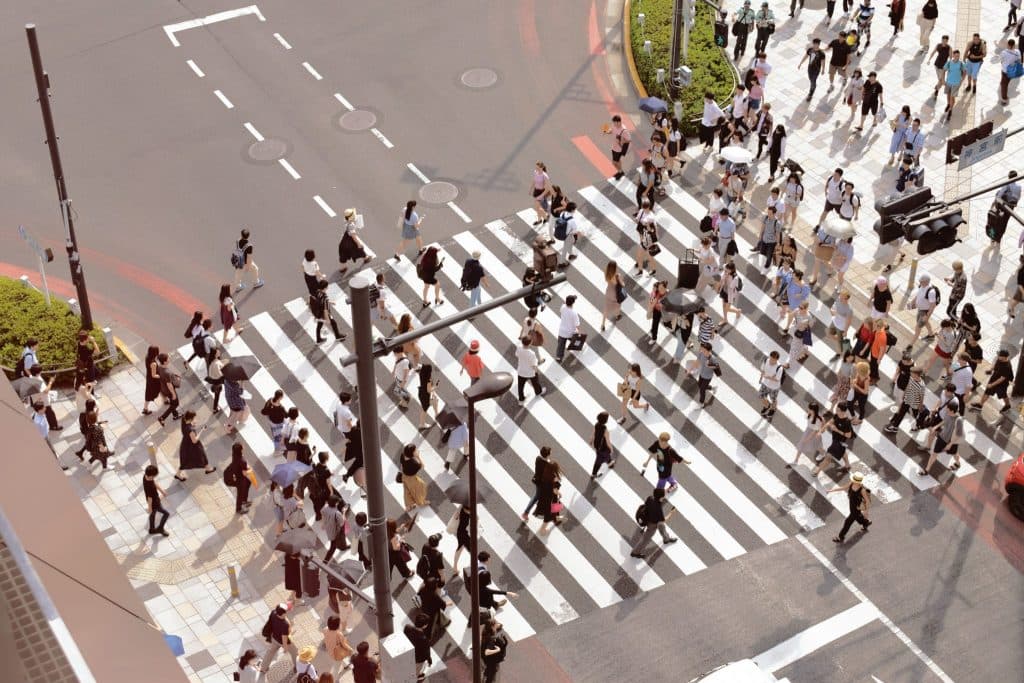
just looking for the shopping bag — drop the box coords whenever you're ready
[567,333,588,352]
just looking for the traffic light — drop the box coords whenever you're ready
[684,0,697,27]
[714,18,729,48]
[905,208,965,255]
[873,187,933,244]
[532,236,557,281]
[945,121,993,164]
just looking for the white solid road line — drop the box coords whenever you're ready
[406,162,431,184]
[301,61,323,81]
[186,59,205,78]
[796,535,955,683]
[753,601,880,673]
[243,122,264,142]
[277,159,301,180]
[163,4,266,47]
[313,195,336,218]
[370,127,394,149]
[333,92,355,111]
[272,32,292,49]
[213,89,234,109]
[447,201,472,223]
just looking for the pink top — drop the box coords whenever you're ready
[533,169,548,190]
[749,84,764,101]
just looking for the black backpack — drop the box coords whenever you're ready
[927,285,941,306]
[635,502,649,527]
[415,552,433,580]
[296,671,315,683]
[460,260,482,291]
[554,214,570,240]
[700,215,713,232]
[191,332,208,358]
[309,293,325,318]
[13,350,30,377]
[223,465,239,488]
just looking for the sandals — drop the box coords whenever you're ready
[174,475,187,482]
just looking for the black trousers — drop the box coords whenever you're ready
[324,533,351,562]
[769,151,783,178]
[158,396,180,422]
[316,314,343,341]
[698,376,713,404]
[517,375,542,400]
[755,27,771,53]
[235,479,251,512]
[148,500,170,532]
[650,309,663,340]
[734,30,750,60]
[699,123,715,148]
[790,0,804,12]
[591,448,613,476]
[210,380,223,411]
[888,402,928,430]
[44,405,60,430]
[837,508,869,540]
[826,0,836,18]
[851,391,869,420]
[946,297,962,319]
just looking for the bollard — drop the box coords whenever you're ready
[102,327,114,357]
[906,258,918,291]
[19,275,31,289]
[147,441,157,467]
[227,566,239,598]
[67,298,80,316]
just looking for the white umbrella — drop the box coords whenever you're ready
[823,212,858,239]
[719,146,755,164]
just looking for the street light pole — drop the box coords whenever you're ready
[25,24,93,329]
[349,275,394,645]
[668,0,683,99]
[463,373,513,683]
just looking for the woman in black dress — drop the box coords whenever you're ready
[142,345,162,415]
[339,208,372,275]
[175,411,215,481]
[417,364,439,430]
[387,518,414,580]
[76,330,101,388]
[450,504,472,580]
[590,411,615,478]
[417,246,445,308]
[84,412,113,469]
[225,443,252,514]
[536,460,563,535]
[284,551,304,603]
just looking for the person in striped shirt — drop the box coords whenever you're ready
[884,366,926,433]
[696,306,718,345]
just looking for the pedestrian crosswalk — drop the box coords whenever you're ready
[175,172,1015,665]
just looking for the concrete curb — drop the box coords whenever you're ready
[113,335,138,365]
[622,0,648,99]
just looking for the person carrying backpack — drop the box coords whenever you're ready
[231,228,264,292]
[630,488,677,559]
[224,442,253,513]
[310,279,346,343]
[554,202,579,268]
[294,646,319,683]
[15,338,40,378]
[905,274,939,350]
[460,251,489,308]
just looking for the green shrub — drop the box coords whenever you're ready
[629,0,735,137]
[0,277,113,384]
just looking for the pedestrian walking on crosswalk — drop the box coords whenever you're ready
[311,280,346,344]
[830,471,872,543]
[618,363,650,423]
[717,262,742,326]
[758,351,788,420]
[449,504,472,577]
[416,365,439,430]
[460,340,485,386]
[536,460,564,535]
[224,377,250,434]
[261,390,287,452]
[519,309,545,363]
[392,350,413,409]
[521,446,553,520]
[555,203,580,268]
[790,402,827,467]
[634,199,658,277]
[416,246,445,308]
[397,315,422,368]
[322,495,351,563]
[849,361,872,424]
[461,251,489,308]
[400,444,428,511]
[630,488,677,559]
[644,433,692,491]
[546,185,568,244]
[647,280,669,344]
[515,337,544,401]
[589,411,616,478]
[757,206,782,270]
[530,162,552,225]
[813,403,854,475]
[828,291,854,359]
[555,296,581,363]
[788,301,812,364]
[600,262,625,333]
[374,273,399,329]
[395,201,425,262]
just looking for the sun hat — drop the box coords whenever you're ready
[469,340,480,351]
[876,276,888,286]
[851,472,865,483]
[344,208,357,219]
[298,646,316,662]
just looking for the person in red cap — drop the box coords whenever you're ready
[461,340,485,386]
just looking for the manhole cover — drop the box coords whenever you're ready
[420,181,459,204]
[461,68,498,89]
[247,139,287,161]
[339,110,377,131]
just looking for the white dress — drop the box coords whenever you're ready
[796,415,824,456]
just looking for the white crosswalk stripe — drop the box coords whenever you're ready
[166,172,1009,661]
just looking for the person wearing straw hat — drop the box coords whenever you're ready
[828,471,872,543]
[339,208,372,275]
[295,645,319,682]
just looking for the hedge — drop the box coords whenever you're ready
[629,0,735,137]
[0,277,113,384]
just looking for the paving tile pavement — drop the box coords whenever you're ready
[45,363,374,683]
[675,0,1024,359]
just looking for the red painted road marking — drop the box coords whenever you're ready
[76,245,207,316]
[588,0,635,132]
[519,0,540,56]
[572,135,617,178]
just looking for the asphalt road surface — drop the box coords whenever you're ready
[0,0,620,343]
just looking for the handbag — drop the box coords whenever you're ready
[814,243,836,262]
[875,106,888,124]
[615,282,627,304]
[398,541,412,563]
[446,510,460,535]
[395,472,403,483]
[1009,61,1024,79]
[551,501,564,514]
[726,239,738,256]
[616,381,629,398]
[647,243,662,256]
[531,328,545,346]
[766,22,776,35]
[567,333,587,351]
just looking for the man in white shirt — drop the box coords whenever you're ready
[730,85,749,127]
[905,274,939,350]
[700,91,725,148]
[837,181,861,221]
[949,352,975,415]
[758,350,788,419]
[26,364,62,430]
[333,390,357,439]
[555,295,581,363]
[815,168,845,229]
[393,350,412,408]
[31,401,66,470]
[1000,37,1022,105]
[556,202,580,268]
[373,273,399,329]
[716,209,736,262]
[18,339,40,377]
[515,337,544,401]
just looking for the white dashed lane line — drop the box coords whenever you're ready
[186,59,205,77]
[278,159,301,180]
[213,89,234,109]
[302,62,323,80]
[273,32,292,49]
[406,162,431,183]
[370,128,394,149]
[333,92,355,111]
[243,122,264,141]
[406,163,472,223]
[313,195,337,218]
